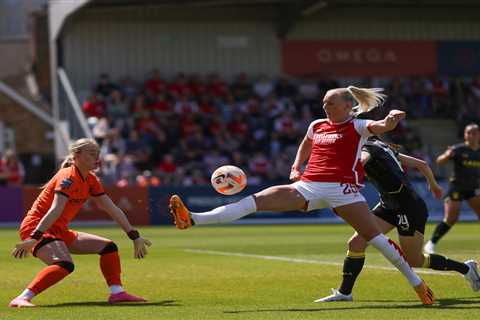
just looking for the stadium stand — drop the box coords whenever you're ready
[80,72,472,186]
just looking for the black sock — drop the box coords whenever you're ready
[430,221,451,244]
[339,252,365,295]
[426,253,469,275]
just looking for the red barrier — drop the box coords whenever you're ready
[282,41,437,76]
[21,186,150,226]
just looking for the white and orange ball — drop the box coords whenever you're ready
[211,165,247,195]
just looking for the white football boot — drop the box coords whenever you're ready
[423,240,435,254]
[464,260,480,292]
[314,288,353,302]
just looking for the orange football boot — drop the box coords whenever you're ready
[169,195,193,230]
[414,280,435,305]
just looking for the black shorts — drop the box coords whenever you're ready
[445,185,480,201]
[372,198,428,236]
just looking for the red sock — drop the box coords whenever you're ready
[28,265,70,294]
[100,251,122,286]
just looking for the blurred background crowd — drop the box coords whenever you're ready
[78,70,479,187]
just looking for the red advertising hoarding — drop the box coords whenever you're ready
[21,186,150,226]
[282,41,437,76]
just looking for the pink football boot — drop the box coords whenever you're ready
[108,291,147,304]
[9,297,36,308]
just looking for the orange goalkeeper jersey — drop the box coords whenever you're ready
[22,166,105,230]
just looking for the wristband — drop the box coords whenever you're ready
[127,229,140,240]
[30,230,44,240]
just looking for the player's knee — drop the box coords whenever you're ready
[348,235,368,252]
[99,241,118,255]
[54,261,75,273]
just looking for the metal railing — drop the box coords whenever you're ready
[57,68,93,139]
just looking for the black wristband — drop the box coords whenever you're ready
[30,230,44,240]
[127,229,140,240]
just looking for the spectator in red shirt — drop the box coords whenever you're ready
[198,95,217,115]
[228,114,249,137]
[179,114,199,137]
[207,73,229,98]
[168,73,191,99]
[144,69,166,95]
[1,149,25,186]
[174,94,199,115]
[148,93,172,114]
[83,94,106,118]
[189,74,207,97]
[156,154,177,184]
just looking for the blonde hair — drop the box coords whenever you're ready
[60,138,99,169]
[344,86,386,115]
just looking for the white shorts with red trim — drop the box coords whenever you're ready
[292,181,366,211]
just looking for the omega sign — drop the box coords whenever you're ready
[282,41,437,76]
[316,48,398,64]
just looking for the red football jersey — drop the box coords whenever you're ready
[301,117,373,186]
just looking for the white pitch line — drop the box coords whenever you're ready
[184,249,455,276]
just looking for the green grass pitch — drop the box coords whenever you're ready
[0,223,479,320]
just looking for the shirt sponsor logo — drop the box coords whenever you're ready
[60,178,73,190]
[462,160,480,168]
[313,133,343,145]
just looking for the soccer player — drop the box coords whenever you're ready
[317,136,480,302]
[424,124,480,254]
[9,138,151,308]
[170,86,435,305]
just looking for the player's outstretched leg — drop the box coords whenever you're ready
[169,195,193,229]
[169,194,257,229]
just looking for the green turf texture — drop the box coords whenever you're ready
[1,223,479,320]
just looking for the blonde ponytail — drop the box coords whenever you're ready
[61,138,98,169]
[61,155,75,168]
[346,86,386,114]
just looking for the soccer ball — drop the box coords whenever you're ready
[211,165,247,195]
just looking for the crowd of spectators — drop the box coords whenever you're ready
[81,70,478,187]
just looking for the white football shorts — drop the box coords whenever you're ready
[292,180,366,211]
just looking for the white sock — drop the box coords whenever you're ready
[368,234,422,287]
[18,289,35,300]
[191,196,257,225]
[109,285,124,294]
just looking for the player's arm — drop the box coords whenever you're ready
[92,194,151,259]
[360,150,371,165]
[368,109,406,135]
[12,193,68,259]
[398,153,443,199]
[436,146,454,166]
[290,135,312,181]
